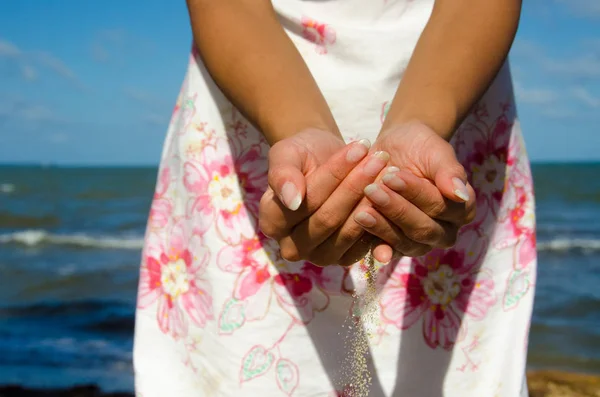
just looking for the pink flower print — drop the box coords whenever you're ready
[301,262,345,295]
[494,183,536,253]
[273,265,329,323]
[218,236,275,321]
[148,198,172,230]
[148,166,173,230]
[138,220,213,338]
[506,131,533,188]
[218,234,328,323]
[380,228,496,349]
[184,138,267,243]
[301,17,336,54]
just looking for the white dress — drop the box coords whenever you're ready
[133,0,536,395]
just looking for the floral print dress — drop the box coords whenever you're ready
[133,0,536,395]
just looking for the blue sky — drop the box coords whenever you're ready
[0,0,598,165]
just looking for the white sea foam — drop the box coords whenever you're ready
[0,229,144,250]
[0,183,15,194]
[537,238,600,253]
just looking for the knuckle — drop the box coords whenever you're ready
[339,179,365,200]
[390,203,409,223]
[279,240,302,262]
[325,163,346,186]
[267,167,284,189]
[428,199,447,219]
[337,223,363,247]
[313,208,342,232]
[407,226,438,244]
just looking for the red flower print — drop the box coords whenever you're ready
[301,17,336,54]
[380,227,496,349]
[138,219,213,339]
[456,104,514,218]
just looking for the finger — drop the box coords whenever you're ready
[362,181,455,247]
[278,151,389,262]
[260,138,371,239]
[267,140,306,211]
[353,207,432,257]
[372,243,394,263]
[307,199,384,266]
[381,168,476,225]
[424,143,472,204]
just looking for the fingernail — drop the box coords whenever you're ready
[346,139,371,162]
[363,151,389,176]
[452,177,470,202]
[387,166,400,173]
[364,183,390,205]
[382,173,406,191]
[281,182,302,211]
[354,211,376,227]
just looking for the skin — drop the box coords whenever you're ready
[186,0,522,266]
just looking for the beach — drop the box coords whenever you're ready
[1,163,599,393]
[1,371,599,396]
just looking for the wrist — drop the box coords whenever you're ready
[260,111,341,146]
[381,86,460,142]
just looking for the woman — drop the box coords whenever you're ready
[134,0,536,395]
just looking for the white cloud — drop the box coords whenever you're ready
[512,39,600,80]
[543,55,600,79]
[513,82,600,118]
[0,98,64,125]
[34,51,82,86]
[556,0,600,17]
[514,82,560,105]
[0,39,21,57]
[539,107,579,120]
[570,86,600,108]
[90,28,152,63]
[0,38,83,87]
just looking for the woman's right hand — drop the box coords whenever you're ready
[259,129,391,266]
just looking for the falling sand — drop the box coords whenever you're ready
[338,250,382,396]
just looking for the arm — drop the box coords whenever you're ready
[186,0,340,145]
[382,0,522,140]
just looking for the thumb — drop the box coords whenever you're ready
[428,146,471,203]
[267,140,307,211]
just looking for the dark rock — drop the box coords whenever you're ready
[0,385,133,397]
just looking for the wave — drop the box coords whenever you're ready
[537,238,600,253]
[0,183,15,194]
[0,230,144,250]
[2,229,599,254]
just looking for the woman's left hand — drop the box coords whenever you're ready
[353,121,477,261]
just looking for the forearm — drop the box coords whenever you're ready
[186,0,340,145]
[382,0,522,140]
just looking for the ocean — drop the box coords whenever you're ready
[0,163,599,392]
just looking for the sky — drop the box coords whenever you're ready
[0,0,599,165]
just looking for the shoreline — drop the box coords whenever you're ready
[1,371,598,397]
